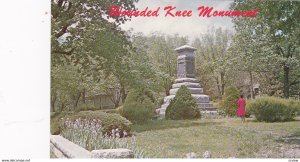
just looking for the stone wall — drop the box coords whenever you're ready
[50,135,133,158]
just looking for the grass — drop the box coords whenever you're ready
[132,119,223,133]
[129,117,300,158]
[291,128,300,137]
[54,111,300,158]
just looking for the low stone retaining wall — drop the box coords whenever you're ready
[50,135,133,158]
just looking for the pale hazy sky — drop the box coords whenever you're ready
[120,0,235,40]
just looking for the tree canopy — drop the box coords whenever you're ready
[231,1,300,98]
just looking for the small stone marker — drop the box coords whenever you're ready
[186,152,197,158]
[203,151,212,158]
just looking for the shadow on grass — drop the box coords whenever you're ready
[132,119,224,133]
[277,127,300,145]
[277,136,300,145]
[246,116,300,123]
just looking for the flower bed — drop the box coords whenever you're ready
[60,117,146,158]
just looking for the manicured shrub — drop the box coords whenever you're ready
[245,99,258,118]
[122,89,154,124]
[165,85,200,120]
[123,105,152,124]
[61,111,132,137]
[247,97,297,122]
[220,86,240,117]
[287,99,300,115]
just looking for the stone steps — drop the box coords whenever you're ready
[170,87,203,95]
[172,82,201,88]
[163,95,175,103]
[197,103,213,108]
[175,78,199,83]
[157,102,216,113]
[163,94,210,104]
[157,106,217,116]
[192,94,210,103]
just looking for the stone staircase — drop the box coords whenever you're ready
[157,78,216,116]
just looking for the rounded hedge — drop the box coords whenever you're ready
[220,86,240,117]
[165,85,200,120]
[247,97,298,122]
[287,99,300,115]
[51,111,132,137]
[122,89,154,124]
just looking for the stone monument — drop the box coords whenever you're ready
[157,45,216,117]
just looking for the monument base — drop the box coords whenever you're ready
[156,78,217,117]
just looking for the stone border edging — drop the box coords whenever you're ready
[50,135,133,159]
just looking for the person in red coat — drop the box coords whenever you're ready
[237,94,246,122]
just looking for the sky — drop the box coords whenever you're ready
[120,0,235,41]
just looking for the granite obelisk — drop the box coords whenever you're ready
[157,45,216,117]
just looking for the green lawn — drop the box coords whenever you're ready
[130,117,300,158]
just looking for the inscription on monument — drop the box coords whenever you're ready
[178,62,185,78]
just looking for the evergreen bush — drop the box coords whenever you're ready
[122,89,155,124]
[220,86,240,117]
[247,97,298,122]
[165,85,200,120]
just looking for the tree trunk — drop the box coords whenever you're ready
[164,79,170,96]
[165,88,170,96]
[220,70,226,96]
[82,89,86,104]
[215,76,221,97]
[249,71,254,99]
[283,65,290,98]
[113,92,121,108]
[51,95,56,112]
[60,102,65,112]
[114,100,120,108]
[106,89,121,108]
[71,92,81,111]
[120,82,126,104]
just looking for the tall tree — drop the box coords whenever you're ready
[131,32,188,96]
[231,1,300,98]
[192,27,233,98]
[51,0,137,111]
[51,0,135,65]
